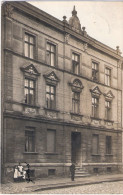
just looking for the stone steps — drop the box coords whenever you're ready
[75,167,90,178]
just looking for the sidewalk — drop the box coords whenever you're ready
[1,174,123,194]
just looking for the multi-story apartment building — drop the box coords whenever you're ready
[1,2,123,181]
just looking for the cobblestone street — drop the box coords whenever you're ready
[38,181,123,194]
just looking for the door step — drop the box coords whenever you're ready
[75,167,90,178]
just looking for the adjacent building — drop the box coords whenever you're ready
[1,1,123,181]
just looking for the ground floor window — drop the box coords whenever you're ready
[92,134,99,154]
[47,129,56,153]
[106,136,112,154]
[25,130,35,152]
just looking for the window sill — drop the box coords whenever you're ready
[104,119,114,123]
[21,103,40,109]
[44,152,58,155]
[23,152,38,154]
[44,107,60,112]
[105,154,113,156]
[70,112,83,117]
[91,117,102,121]
[91,154,101,156]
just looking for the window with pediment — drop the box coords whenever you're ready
[90,86,102,118]
[69,79,84,114]
[44,71,59,110]
[20,64,40,106]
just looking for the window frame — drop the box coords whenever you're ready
[46,84,56,109]
[105,67,111,86]
[25,129,35,153]
[72,91,80,114]
[92,96,99,118]
[105,100,111,120]
[72,52,80,75]
[92,134,99,155]
[46,41,56,67]
[24,32,36,59]
[106,136,112,154]
[46,129,56,153]
[92,61,99,82]
[24,77,36,106]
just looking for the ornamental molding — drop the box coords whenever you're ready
[69,79,84,93]
[20,64,40,76]
[4,4,14,18]
[104,90,114,101]
[43,71,59,85]
[90,86,102,97]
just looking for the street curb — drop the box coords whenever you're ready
[32,178,123,192]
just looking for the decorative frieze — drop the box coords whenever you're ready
[25,107,36,114]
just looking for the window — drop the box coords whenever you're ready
[24,33,35,59]
[46,42,56,66]
[92,134,99,154]
[25,130,35,152]
[46,85,56,109]
[105,68,111,86]
[72,53,80,75]
[72,92,80,113]
[24,78,35,105]
[105,101,111,120]
[92,61,99,81]
[47,130,56,153]
[106,136,112,154]
[92,97,99,118]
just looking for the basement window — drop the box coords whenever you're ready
[107,167,112,173]
[48,169,56,176]
[93,168,98,173]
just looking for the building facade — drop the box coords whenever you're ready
[1,2,123,181]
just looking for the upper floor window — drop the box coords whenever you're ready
[92,134,99,154]
[46,42,56,66]
[105,100,111,120]
[25,129,35,152]
[72,92,80,113]
[47,129,56,153]
[92,61,99,82]
[72,53,80,75]
[46,84,56,109]
[92,97,99,118]
[106,136,112,154]
[24,33,35,59]
[105,68,111,86]
[24,78,35,105]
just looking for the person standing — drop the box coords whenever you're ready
[70,163,76,181]
[25,162,35,183]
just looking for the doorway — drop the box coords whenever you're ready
[71,132,81,166]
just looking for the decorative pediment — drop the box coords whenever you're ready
[43,71,59,85]
[69,79,84,93]
[90,86,102,97]
[104,90,114,101]
[20,64,40,76]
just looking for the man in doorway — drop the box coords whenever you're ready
[70,163,75,181]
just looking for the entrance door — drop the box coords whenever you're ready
[71,132,81,166]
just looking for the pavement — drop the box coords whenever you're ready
[1,173,123,194]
